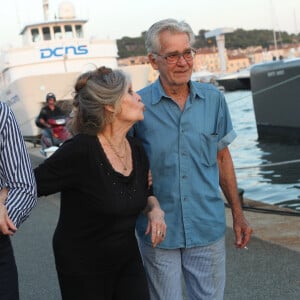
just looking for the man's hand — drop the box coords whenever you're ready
[217,147,253,248]
[0,203,17,235]
[0,188,17,235]
[232,215,253,249]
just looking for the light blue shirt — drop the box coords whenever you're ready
[134,79,236,249]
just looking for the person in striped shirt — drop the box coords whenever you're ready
[0,101,37,300]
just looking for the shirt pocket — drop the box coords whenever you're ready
[200,133,218,167]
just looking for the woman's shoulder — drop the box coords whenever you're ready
[61,133,97,151]
[71,133,96,142]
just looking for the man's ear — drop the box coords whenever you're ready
[148,53,159,70]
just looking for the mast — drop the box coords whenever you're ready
[272,30,278,53]
[270,0,278,58]
[294,8,298,36]
[43,0,49,21]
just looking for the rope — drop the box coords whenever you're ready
[225,73,300,103]
[252,73,300,96]
[235,159,300,170]
[225,203,300,216]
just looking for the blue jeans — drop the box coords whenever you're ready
[138,237,225,300]
[41,128,54,149]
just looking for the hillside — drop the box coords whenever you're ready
[117,29,300,58]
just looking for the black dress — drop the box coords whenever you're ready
[34,134,150,300]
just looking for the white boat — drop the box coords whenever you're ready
[0,1,150,140]
[192,71,225,92]
[191,70,215,82]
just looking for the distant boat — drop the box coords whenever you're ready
[250,58,300,142]
[216,67,251,91]
[191,70,215,82]
[192,71,225,92]
[0,1,150,141]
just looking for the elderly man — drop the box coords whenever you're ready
[133,19,253,300]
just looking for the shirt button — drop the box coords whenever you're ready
[182,175,187,179]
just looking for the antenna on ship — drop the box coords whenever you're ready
[270,0,279,58]
[294,8,298,37]
[43,0,49,21]
[58,1,76,19]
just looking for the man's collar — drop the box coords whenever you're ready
[151,79,205,105]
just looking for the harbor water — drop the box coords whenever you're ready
[225,91,300,210]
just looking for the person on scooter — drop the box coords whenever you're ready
[37,92,67,149]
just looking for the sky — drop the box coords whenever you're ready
[1,0,300,48]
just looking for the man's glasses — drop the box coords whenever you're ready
[155,49,196,64]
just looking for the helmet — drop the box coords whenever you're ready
[46,92,56,102]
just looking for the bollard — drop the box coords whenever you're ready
[238,188,244,207]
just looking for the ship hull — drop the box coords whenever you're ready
[216,77,250,91]
[250,59,300,142]
[1,65,150,138]
[1,72,80,137]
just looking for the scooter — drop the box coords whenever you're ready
[38,116,71,157]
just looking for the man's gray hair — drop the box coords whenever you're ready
[145,18,195,54]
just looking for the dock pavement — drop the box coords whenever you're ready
[10,142,300,300]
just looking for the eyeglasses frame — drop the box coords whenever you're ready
[154,48,196,64]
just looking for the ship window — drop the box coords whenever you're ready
[64,25,73,38]
[31,28,40,42]
[42,27,51,40]
[75,25,83,38]
[54,26,62,39]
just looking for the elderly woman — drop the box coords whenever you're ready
[34,66,166,300]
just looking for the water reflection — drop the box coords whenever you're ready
[257,141,300,185]
[225,91,300,208]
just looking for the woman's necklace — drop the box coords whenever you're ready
[102,134,128,171]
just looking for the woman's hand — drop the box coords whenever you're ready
[0,188,17,235]
[145,196,167,247]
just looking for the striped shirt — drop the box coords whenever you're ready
[0,102,37,228]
